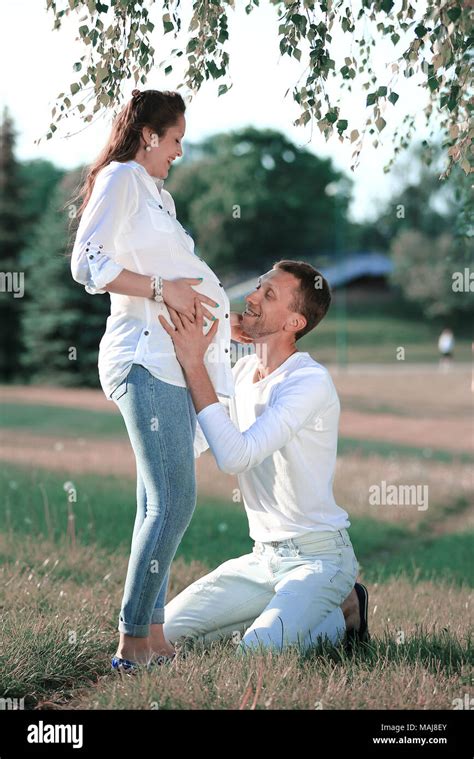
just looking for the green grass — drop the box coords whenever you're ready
[1,463,472,586]
[1,459,472,711]
[0,527,471,710]
[364,531,474,587]
[0,463,252,565]
[338,437,474,464]
[0,403,123,437]
[1,543,471,710]
[0,611,107,708]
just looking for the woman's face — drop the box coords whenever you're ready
[140,113,185,178]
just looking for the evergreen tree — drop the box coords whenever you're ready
[0,108,27,380]
[19,159,64,242]
[20,170,110,387]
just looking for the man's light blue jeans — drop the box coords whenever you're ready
[111,363,197,637]
[164,528,359,654]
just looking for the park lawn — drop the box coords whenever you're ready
[1,360,472,709]
[338,437,473,464]
[0,527,471,710]
[0,462,471,710]
[0,402,121,438]
[1,463,472,587]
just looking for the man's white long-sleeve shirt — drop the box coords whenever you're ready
[196,351,350,542]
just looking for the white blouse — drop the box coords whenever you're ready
[71,159,235,444]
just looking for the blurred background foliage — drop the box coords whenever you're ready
[0,108,472,386]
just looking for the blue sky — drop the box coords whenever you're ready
[1,0,437,222]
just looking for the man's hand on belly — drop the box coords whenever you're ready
[159,297,220,413]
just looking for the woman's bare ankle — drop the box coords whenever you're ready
[151,643,176,657]
[116,633,153,662]
[149,623,175,657]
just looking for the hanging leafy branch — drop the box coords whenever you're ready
[45,0,473,176]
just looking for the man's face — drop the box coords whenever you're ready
[241,268,304,339]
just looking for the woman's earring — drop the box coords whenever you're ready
[145,145,152,152]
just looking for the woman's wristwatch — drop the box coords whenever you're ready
[151,275,164,303]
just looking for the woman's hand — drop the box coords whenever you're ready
[159,297,219,371]
[162,278,219,321]
[230,312,254,343]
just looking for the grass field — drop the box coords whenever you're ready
[1,464,472,587]
[0,360,472,710]
[0,531,471,711]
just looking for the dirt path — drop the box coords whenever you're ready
[1,382,472,454]
[0,385,117,412]
[0,430,237,500]
[339,411,472,454]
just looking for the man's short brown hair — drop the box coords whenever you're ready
[273,259,331,340]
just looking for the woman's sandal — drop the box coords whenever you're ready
[111,652,176,675]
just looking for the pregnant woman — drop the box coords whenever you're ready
[71,89,235,673]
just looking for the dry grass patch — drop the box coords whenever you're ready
[0,536,471,711]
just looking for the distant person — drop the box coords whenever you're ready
[438,328,455,370]
[159,261,369,657]
[70,89,236,673]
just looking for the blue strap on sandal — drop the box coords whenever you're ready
[111,656,139,674]
[111,653,176,674]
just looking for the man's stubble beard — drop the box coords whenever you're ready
[243,317,281,340]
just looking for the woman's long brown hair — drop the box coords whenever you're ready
[75,89,186,216]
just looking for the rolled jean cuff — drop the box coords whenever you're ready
[151,608,165,624]
[118,620,151,637]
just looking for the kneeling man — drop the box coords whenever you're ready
[159,260,369,655]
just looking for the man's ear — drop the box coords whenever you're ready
[285,314,306,336]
